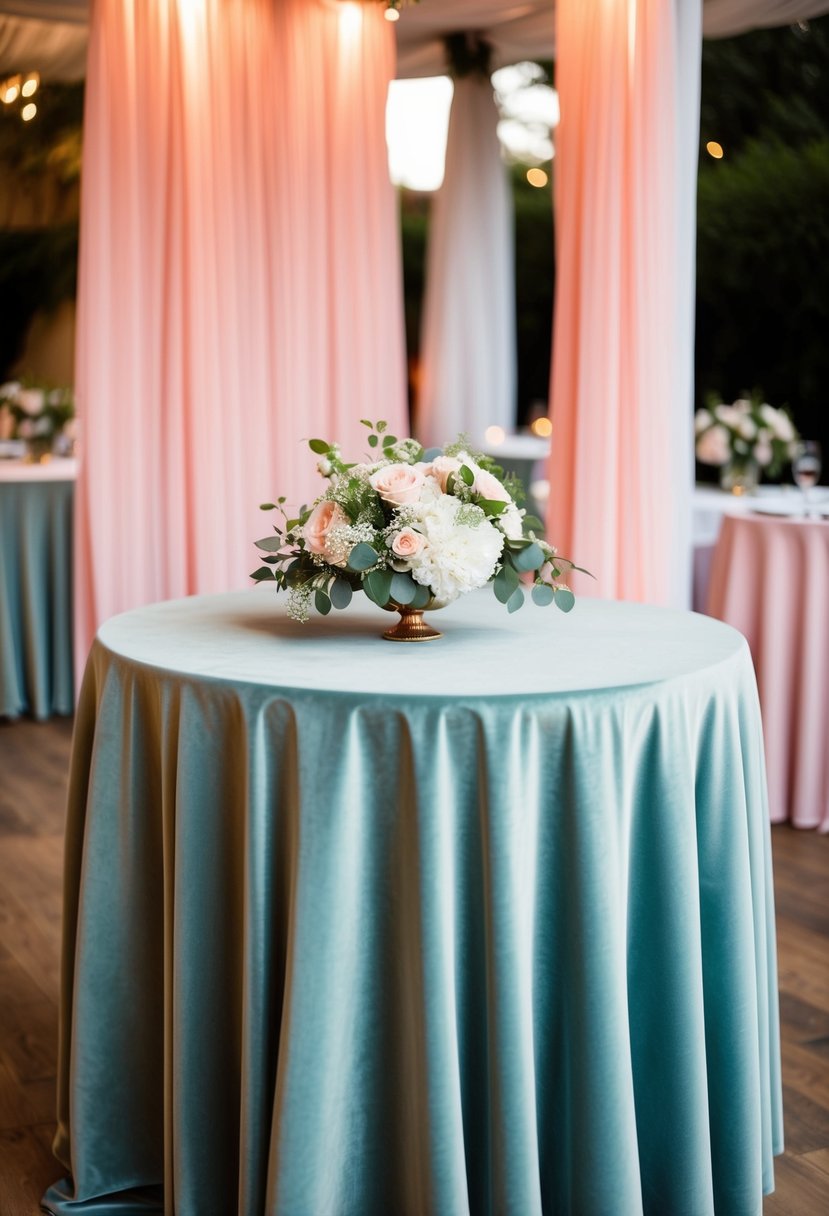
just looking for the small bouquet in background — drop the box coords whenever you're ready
[0,379,76,457]
[252,421,583,637]
[695,393,798,485]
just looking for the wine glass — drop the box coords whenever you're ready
[792,440,822,516]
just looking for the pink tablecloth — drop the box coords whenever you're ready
[707,513,829,831]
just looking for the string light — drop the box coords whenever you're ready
[531,417,553,438]
[21,102,37,122]
[706,141,724,159]
[385,3,400,20]
[485,426,506,445]
[3,77,20,105]
[527,167,548,188]
[21,73,39,98]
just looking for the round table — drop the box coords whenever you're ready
[45,590,782,1216]
[692,484,829,612]
[708,512,829,832]
[0,458,76,719]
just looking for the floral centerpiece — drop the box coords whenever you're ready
[695,394,798,493]
[0,380,76,460]
[252,421,583,641]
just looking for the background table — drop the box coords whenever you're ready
[0,458,76,719]
[708,512,829,831]
[46,590,781,1216]
[692,484,829,611]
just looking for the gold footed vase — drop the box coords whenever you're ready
[382,603,443,642]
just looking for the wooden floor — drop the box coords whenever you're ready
[0,718,827,1215]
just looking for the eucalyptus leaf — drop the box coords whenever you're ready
[360,419,373,428]
[259,502,277,511]
[512,541,545,572]
[348,542,379,571]
[506,586,525,614]
[376,420,387,433]
[532,583,554,606]
[330,578,353,609]
[364,567,393,606]
[368,434,379,448]
[308,439,329,454]
[314,590,332,616]
[459,464,475,486]
[254,535,283,552]
[410,582,431,609]
[250,566,275,581]
[522,515,544,533]
[479,498,507,517]
[554,587,576,613]
[382,434,398,447]
[493,562,520,603]
[390,571,417,605]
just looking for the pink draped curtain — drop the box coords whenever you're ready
[74,0,407,661]
[548,0,700,606]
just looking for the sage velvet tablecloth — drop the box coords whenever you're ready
[0,459,76,718]
[45,591,782,1216]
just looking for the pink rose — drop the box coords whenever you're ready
[696,424,730,467]
[390,527,424,558]
[426,455,461,492]
[369,463,425,507]
[473,467,511,503]
[303,500,349,558]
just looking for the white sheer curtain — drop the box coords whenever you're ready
[74,0,406,663]
[546,0,701,607]
[417,73,515,450]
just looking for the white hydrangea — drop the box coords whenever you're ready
[407,495,504,604]
[498,502,525,540]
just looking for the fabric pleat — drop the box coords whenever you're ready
[73,0,407,670]
[417,74,516,450]
[548,0,700,607]
[47,598,782,1215]
[0,478,74,718]
[707,514,829,830]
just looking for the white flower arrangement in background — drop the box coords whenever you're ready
[695,394,798,481]
[252,421,586,622]
[0,379,75,449]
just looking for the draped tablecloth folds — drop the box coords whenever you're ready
[45,590,782,1216]
[0,458,76,718]
[708,511,829,832]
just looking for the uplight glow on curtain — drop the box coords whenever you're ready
[548,0,701,606]
[74,0,407,663]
